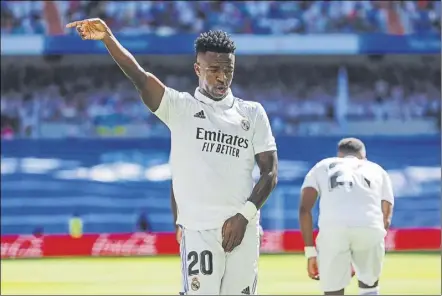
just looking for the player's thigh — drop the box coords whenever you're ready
[350,228,386,286]
[220,224,260,295]
[316,228,352,292]
[180,227,225,295]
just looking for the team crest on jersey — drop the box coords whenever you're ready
[191,277,200,291]
[241,118,250,131]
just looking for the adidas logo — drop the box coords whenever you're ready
[241,286,250,295]
[194,110,206,119]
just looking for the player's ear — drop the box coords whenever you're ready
[194,63,201,77]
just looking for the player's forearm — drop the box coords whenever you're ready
[102,35,147,92]
[381,200,393,230]
[248,171,278,210]
[247,151,278,210]
[298,188,318,247]
[299,210,314,247]
[238,167,277,223]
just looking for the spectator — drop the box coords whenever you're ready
[1,1,440,35]
[137,212,151,232]
[1,58,440,137]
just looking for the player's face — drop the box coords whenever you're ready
[194,52,235,100]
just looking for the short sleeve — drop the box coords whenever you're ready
[154,87,185,127]
[301,164,320,194]
[252,103,277,155]
[381,170,395,205]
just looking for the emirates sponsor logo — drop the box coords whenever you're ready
[91,232,157,256]
[1,235,43,259]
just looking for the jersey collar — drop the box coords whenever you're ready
[194,87,234,108]
[343,155,364,160]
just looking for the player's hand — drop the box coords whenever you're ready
[176,226,182,245]
[66,18,110,40]
[307,257,320,280]
[222,213,248,252]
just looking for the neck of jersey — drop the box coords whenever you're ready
[195,87,234,109]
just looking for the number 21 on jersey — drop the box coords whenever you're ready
[327,162,355,192]
[327,161,371,193]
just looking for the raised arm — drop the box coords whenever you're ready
[66,18,165,112]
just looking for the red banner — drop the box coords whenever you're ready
[1,228,440,259]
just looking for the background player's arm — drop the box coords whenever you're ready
[66,19,165,112]
[382,201,393,230]
[299,166,320,280]
[299,166,320,248]
[299,188,318,247]
[381,170,395,230]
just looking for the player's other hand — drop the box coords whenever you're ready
[307,257,320,280]
[222,213,248,252]
[66,18,110,40]
[176,226,182,245]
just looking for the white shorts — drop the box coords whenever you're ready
[316,227,386,292]
[179,223,260,295]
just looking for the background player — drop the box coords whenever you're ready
[67,19,278,295]
[298,138,394,295]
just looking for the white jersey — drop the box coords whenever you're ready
[155,87,277,230]
[301,156,394,230]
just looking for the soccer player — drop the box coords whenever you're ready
[67,19,278,295]
[298,138,394,295]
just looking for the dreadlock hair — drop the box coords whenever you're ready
[194,30,236,55]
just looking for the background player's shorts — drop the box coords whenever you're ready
[179,223,260,295]
[316,227,386,292]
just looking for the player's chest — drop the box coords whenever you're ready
[174,105,254,159]
[185,104,252,138]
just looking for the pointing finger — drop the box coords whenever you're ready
[66,21,84,28]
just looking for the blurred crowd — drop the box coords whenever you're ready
[1,0,440,35]
[1,59,440,138]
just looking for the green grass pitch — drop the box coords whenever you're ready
[1,253,440,295]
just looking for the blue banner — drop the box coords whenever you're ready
[1,136,440,235]
[1,35,45,55]
[43,33,198,55]
[358,34,441,54]
[1,34,440,55]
